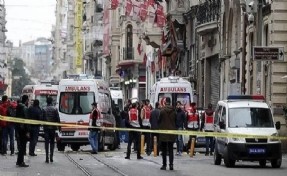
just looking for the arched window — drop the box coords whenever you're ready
[126,25,133,59]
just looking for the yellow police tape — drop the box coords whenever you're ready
[1,115,287,140]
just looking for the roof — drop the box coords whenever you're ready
[219,100,269,109]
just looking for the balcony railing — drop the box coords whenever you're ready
[123,47,134,60]
[196,0,221,26]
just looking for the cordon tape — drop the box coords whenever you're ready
[0,115,287,140]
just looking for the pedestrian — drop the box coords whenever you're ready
[150,102,160,156]
[141,99,152,155]
[125,103,143,160]
[88,102,100,154]
[202,103,215,156]
[113,103,121,149]
[175,101,186,156]
[0,95,10,155]
[15,95,30,167]
[42,97,60,163]
[185,102,200,155]
[6,100,17,156]
[158,97,176,170]
[27,99,43,156]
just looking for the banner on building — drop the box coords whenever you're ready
[103,1,110,56]
[125,0,133,16]
[74,0,83,70]
[111,0,119,10]
[139,1,148,21]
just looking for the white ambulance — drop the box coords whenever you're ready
[150,76,194,108]
[21,84,58,107]
[213,95,282,168]
[56,75,117,151]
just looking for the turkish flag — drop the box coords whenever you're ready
[125,0,133,16]
[148,0,155,7]
[155,4,165,28]
[143,53,147,65]
[158,49,162,70]
[139,1,148,21]
[111,0,119,10]
[151,61,155,73]
[137,43,142,55]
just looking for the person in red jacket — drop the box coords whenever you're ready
[0,95,11,155]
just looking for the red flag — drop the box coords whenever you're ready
[143,53,147,65]
[111,0,119,10]
[155,4,165,28]
[139,1,148,21]
[158,49,162,70]
[137,43,142,55]
[125,0,133,16]
[148,0,155,6]
[151,61,155,73]
[161,31,165,44]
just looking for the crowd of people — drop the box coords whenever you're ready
[0,94,215,170]
[106,97,216,171]
[0,95,60,167]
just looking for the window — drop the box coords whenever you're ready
[126,24,133,59]
[214,105,222,125]
[158,93,191,108]
[35,95,57,107]
[59,92,95,114]
[229,107,273,128]
[98,93,111,114]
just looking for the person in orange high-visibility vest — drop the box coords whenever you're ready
[185,102,199,155]
[141,99,152,155]
[125,103,143,160]
[202,103,215,156]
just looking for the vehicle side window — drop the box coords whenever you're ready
[214,105,222,125]
[221,107,227,129]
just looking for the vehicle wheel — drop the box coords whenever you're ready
[214,146,222,165]
[224,147,235,168]
[259,160,266,167]
[57,142,65,152]
[271,158,282,168]
[71,145,80,151]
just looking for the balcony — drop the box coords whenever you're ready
[196,0,220,35]
[118,47,142,68]
[123,47,134,60]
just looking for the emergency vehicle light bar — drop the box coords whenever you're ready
[227,95,265,101]
[168,76,179,83]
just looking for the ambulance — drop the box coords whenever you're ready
[21,84,58,107]
[56,75,117,151]
[150,76,194,108]
[22,83,59,137]
[213,95,282,168]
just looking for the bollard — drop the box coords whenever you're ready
[141,134,145,155]
[153,136,157,157]
[190,137,195,157]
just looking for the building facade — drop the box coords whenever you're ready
[0,1,8,95]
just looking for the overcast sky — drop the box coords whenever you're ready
[5,0,56,46]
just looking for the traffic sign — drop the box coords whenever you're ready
[253,46,284,61]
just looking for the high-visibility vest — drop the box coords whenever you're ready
[129,108,140,128]
[142,105,151,127]
[186,107,199,129]
[90,108,101,126]
[204,112,214,131]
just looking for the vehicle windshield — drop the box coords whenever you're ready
[228,107,274,128]
[35,95,57,107]
[59,92,95,114]
[158,93,191,107]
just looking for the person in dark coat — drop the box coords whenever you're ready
[158,97,176,170]
[15,95,30,167]
[150,102,160,156]
[42,97,60,163]
[175,101,186,156]
[27,99,43,156]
